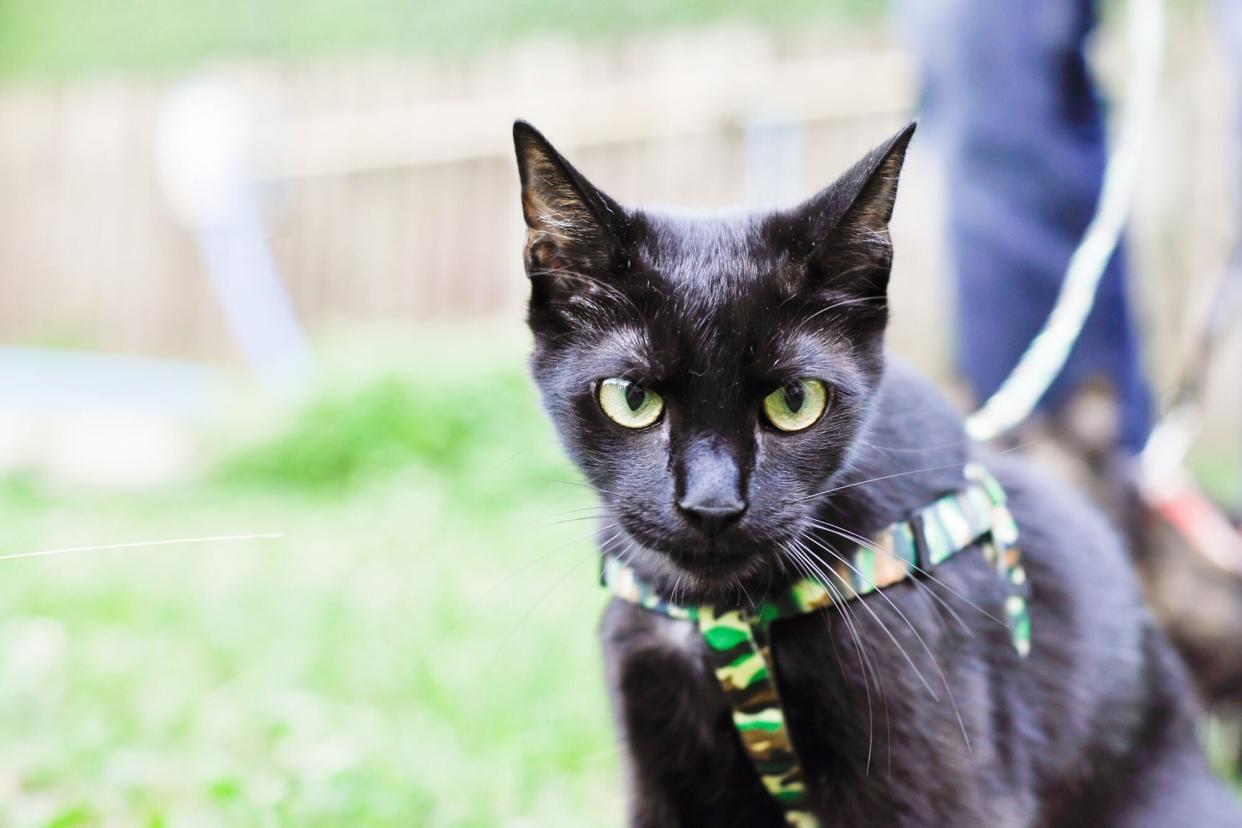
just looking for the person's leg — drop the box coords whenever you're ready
[897,0,1152,452]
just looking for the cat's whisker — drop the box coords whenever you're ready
[538,511,615,529]
[795,444,1028,506]
[794,461,974,505]
[795,535,899,777]
[734,576,756,610]
[779,545,851,684]
[790,535,928,773]
[599,530,627,555]
[615,536,641,570]
[790,541,891,777]
[529,264,643,318]
[804,517,1004,630]
[782,540,881,774]
[796,535,938,700]
[803,517,976,629]
[484,531,625,675]
[802,535,973,754]
[908,572,973,637]
[467,523,616,615]
[0,532,283,564]
[532,503,610,521]
[856,437,977,455]
[511,503,612,534]
[799,295,884,327]
[809,540,893,777]
[795,540,890,695]
[806,515,975,638]
[512,475,619,499]
[574,744,624,766]
[484,541,604,675]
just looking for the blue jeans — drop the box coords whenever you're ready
[898,0,1152,451]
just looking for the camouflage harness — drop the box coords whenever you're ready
[602,463,1029,828]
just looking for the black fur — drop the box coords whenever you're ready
[513,120,1241,826]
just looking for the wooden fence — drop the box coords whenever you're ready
[0,20,1237,444]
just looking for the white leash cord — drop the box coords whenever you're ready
[965,0,1167,441]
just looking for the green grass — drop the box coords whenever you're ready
[0,0,882,79]
[0,332,619,826]
[0,328,1235,825]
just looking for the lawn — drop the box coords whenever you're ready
[0,327,1237,826]
[0,331,621,827]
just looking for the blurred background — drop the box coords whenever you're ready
[0,1,1238,825]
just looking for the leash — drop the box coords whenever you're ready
[965,0,1167,442]
[1137,257,1242,577]
[1141,258,1242,489]
[604,463,1028,826]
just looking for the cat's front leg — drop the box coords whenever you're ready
[601,601,787,828]
[621,768,679,828]
[602,601,713,827]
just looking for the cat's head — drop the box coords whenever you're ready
[514,121,915,600]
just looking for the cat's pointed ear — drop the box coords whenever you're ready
[781,121,916,302]
[513,121,624,280]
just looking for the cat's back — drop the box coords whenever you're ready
[871,362,1224,820]
[981,448,1231,822]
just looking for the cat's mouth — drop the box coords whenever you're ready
[627,531,780,596]
[663,545,755,580]
[607,511,790,597]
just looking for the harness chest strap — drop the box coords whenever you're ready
[602,463,1029,828]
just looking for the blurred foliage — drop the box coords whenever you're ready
[0,0,881,79]
[0,330,1235,824]
[1191,449,1242,512]
[214,336,565,502]
[0,331,621,826]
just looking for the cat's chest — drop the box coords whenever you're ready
[601,600,786,824]
[601,600,723,739]
[600,600,883,825]
[601,598,868,747]
[599,593,1011,826]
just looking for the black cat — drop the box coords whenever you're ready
[512,120,1241,827]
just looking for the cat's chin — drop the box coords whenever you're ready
[667,551,755,582]
[627,542,782,605]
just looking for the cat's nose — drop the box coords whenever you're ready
[677,436,747,536]
[677,498,748,536]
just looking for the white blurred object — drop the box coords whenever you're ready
[156,75,313,388]
[155,77,254,226]
[0,347,217,487]
[0,407,193,489]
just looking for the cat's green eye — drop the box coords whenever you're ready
[598,378,664,429]
[762,379,829,432]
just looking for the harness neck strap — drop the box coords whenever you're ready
[603,462,1029,827]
